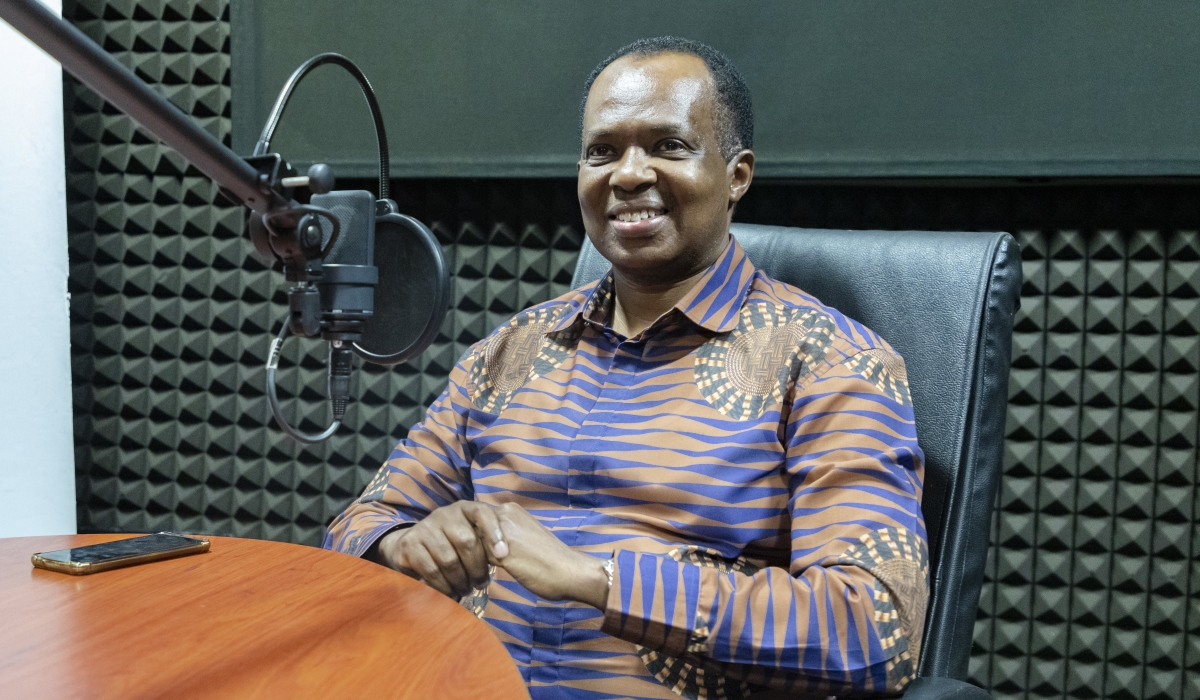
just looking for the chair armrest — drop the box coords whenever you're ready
[902,677,992,700]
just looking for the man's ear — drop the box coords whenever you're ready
[727,149,755,207]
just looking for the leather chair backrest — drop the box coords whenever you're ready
[571,223,1021,680]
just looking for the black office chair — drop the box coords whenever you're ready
[572,223,1021,700]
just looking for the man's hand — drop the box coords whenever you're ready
[373,501,508,600]
[489,502,610,611]
[373,501,610,610]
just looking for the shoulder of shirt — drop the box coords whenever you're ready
[745,269,902,363]
[455,280,599,369]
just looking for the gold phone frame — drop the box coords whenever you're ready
[31,534,211,575]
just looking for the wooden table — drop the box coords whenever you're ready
[0,534,529,699]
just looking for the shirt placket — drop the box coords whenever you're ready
[529,323,630,687]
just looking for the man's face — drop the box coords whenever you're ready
[578,52,753,284]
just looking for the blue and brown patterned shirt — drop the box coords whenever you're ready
[325,236,928,699]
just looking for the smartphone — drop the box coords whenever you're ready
[31,533,210,575]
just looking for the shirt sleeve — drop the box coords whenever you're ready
[322,350,479,558]
[600,347,929,696]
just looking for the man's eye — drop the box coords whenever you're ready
[657,140,685,153]
[587,146,614,159]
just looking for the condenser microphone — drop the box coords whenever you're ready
[273,189,378,439]
[312,189,377,421]
[311,190,378,335]
[270,187,449,443]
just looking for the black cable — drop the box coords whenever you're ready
[266,323,341,445]
[253,53,390,200]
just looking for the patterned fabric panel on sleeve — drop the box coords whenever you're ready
[325,237,928,700]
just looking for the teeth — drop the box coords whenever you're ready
[616,209,662,222]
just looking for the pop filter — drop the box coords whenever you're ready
[353,213,451,365]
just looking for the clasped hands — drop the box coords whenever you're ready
[373,501,611,611]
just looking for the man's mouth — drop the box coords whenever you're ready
[611,207,666,223]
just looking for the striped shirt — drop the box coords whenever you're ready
[325,236,928,699]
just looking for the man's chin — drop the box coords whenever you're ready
[594,232,672,266]
[601,247,693,285]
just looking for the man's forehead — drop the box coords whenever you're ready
[583,53,713,133]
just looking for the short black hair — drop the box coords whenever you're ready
[579,36,754,161]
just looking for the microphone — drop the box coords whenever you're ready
[268,186,448,444]
[312,190,376,423]
[270,188,377,444]
[309,189,379,342]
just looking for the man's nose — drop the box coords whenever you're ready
[609,147,656,193]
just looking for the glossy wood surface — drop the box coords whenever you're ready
[0,534,529,700]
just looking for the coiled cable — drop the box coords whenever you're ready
[265,323,342,445]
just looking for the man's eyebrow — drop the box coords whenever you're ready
[644,123,688,135]
[584,123,690,142]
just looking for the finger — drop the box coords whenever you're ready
[465,503,508,560]
[425,529,473,598]
[443,518,491,588]
[400,537,455,598]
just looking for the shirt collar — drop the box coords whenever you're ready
[547,278,609,333]
[672,236,756,332]
[548,235,757,335]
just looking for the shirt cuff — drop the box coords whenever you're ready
[323,512,418,558]
[600,549,718,658]
[360,522,417,563]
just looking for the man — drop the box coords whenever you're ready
[326,36,927,700]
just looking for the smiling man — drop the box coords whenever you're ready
[326,37,928,700]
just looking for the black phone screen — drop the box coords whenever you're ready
[36,533,205,563]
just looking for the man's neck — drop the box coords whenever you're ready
[610,267,707,339]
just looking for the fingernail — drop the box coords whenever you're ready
[493,540,509,558]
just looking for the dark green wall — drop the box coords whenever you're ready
[62,2,1199,700]
[230,1,1200,178]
